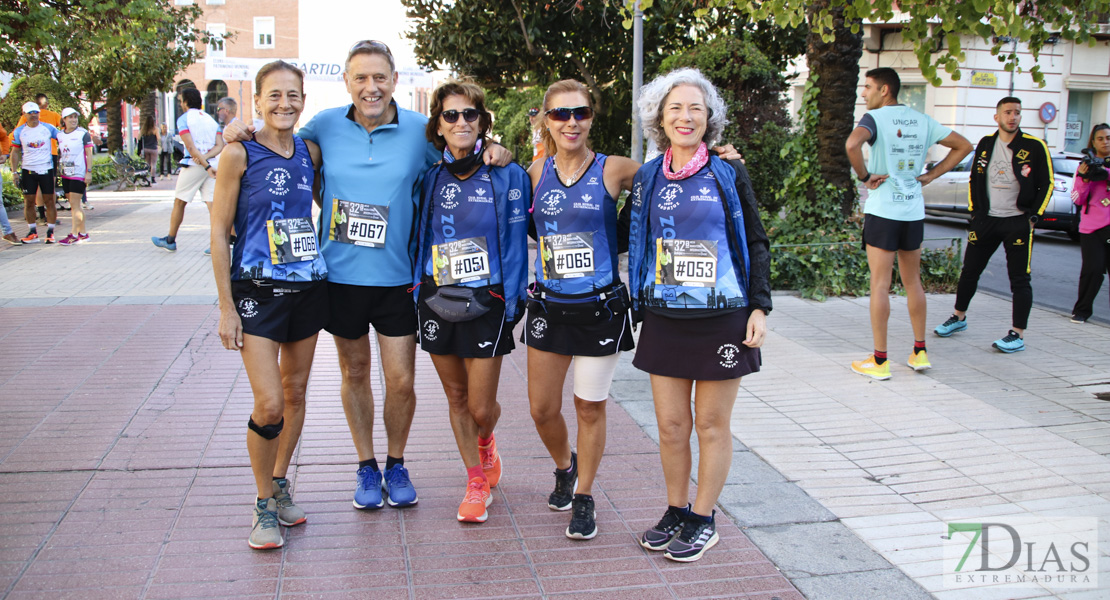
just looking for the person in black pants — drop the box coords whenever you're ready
[1070,123,1110,323]
[158,124,173,177]
[933,97,1053,353]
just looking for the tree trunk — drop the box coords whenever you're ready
[806,1,863,217]
[106,97,123,153]
[140,91,158,130]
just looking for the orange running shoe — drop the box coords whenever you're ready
[479,434,503,487]
[457,476,492,523]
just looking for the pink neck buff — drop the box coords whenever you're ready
[663,142,709,180]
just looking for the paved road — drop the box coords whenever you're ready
[923,217,1110,327]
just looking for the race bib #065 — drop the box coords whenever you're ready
[432,236,490,286]
[330,199,389,247]
[656,238,717,286]
[268,217,319,264]
[540,232,595,280]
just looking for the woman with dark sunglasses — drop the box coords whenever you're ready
[412,79,530,524]
[523,80,641,541]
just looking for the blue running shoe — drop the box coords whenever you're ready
[353,466,384,510]
[934,314,967,337]
[383,464,418,507]
[151,236,177,252]
[992,330,1025,353]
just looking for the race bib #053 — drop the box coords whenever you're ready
[330,199,389,247]
[268,217,319,264]
[540,232,595,280]
[656,238,717,286]
[432,236,490,286]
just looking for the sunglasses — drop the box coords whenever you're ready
[348,40,393,56]
[527,108,539,117]
[441,108,481,124]
[545,106,593,121]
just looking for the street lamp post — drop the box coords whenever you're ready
[631,0,644,163]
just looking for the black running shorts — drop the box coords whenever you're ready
[862,214,924,252]
[232,280,329,343]
[20,169,55,196]
[325,282,418,339]
[521,306,634,357]
[417,285,515,358]
[61,179,87,195]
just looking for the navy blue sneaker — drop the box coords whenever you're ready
[383,464,418,507]
[353,466,384,510]
[934,314,967,337]
[640,504,690,551]
[992,330,1025,353]
[664,510,719,562]
[151,236,177,252]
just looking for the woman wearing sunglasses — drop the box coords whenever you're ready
[413,79,530,523]
[523,80,641,542]
[627,68,771,562]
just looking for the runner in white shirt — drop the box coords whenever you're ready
[56,108,93,245]
[10,102,59,243]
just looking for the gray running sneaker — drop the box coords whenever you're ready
[664,511,719,562]
[249,498,284,550]
[640,504,690,550]
[272,478,306,526]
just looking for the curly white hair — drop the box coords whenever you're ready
[637,67,728,151]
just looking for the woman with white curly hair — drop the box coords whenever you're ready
[627,67,772,562]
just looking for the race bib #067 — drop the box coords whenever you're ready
[540,232,595,280]
[268,217,319,264]
[656,238,717,286]
[330,199,389,247]
[432,236,490,286]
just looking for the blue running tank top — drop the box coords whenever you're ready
[532,154,619,295]
[425,165,502,288]
[646,165,744,310]
[231,136,327,282]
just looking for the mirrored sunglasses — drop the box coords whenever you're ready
[545,106,593,121]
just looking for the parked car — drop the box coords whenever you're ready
[922,152,1081,240]
[919,150,1083,239]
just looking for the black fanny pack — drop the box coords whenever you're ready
[422,280,499,323]
[527,282,630,325]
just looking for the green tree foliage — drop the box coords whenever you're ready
[486,86,546,166]
[0,0,210,150]
[0,75,85,130]
[403,0,747,157]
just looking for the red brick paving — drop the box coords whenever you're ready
[0,303,803,599]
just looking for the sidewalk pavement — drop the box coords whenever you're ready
[1,189,1109,599]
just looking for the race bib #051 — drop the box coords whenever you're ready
[432,236,490,286]
[656,238,717,286]
[330,199,389,247]
[268,217,319,264]
[540,232,595,280]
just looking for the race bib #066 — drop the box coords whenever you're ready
[656,238,717,286]
[432,236,490,286]
[330,199,389,247]
[268,217,319,264]
[540,232,595,280]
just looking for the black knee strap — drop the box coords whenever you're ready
[248,417,284,440]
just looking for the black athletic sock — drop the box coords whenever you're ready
[914,341,926,355]
[47,223,55,235]
[359,458,379,471]
[385,456,403,470]
[165,235,175,244]
[688,510,714,523]
[873,350,888,365]
[27,224,37,235]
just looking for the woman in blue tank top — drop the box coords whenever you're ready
[627,68,772,562]
[210,60,328,551]
[412,79,530,524]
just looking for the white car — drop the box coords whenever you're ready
[921,152,1081,240]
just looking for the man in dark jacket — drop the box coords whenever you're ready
[933,96,1053,353]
